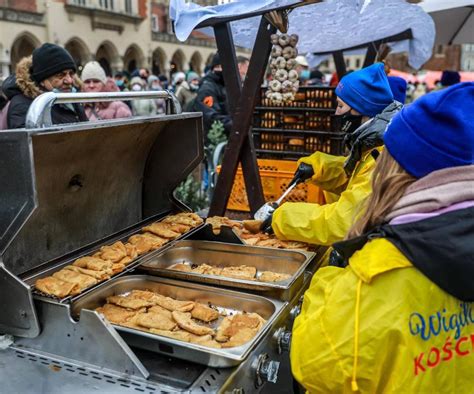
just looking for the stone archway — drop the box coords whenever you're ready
[10,32,41,73]
[170,49,186,80]
[205,52,215,73]
[96,41,120,76]
[65,37,91,71]
[189,51,203,75]
[123,44,145,74]
[151,47,166,76]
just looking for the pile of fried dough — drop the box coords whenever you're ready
[97,289,266,349]
[206,216,311,250]
[35,213,203,298]
[170,262,291,283]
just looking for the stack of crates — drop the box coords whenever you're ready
[218,159,326,212]
[252,86,345,160]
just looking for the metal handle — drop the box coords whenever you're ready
[26,90,182,129]
[255,353,280,387]
[275,181,298,206]
[277,330,292,354]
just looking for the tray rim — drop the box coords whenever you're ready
[138,239,315,291]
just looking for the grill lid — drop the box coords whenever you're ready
[0,114,203,275]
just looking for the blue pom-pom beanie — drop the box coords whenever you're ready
[384,82,474,178]
[388,76,407,104]
[335,63,393,117]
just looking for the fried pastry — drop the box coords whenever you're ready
[242,220,263,234]
[35,276,79,298]
[118,256,133,266]
[135,312,177,331]
[189,334,222,349]
[191,303,219,322]
[163,213,202,227]
[64,265,109,281]
[221,327,257,348]
[96,304,138,324]
[73,257,113,274]
[220,265,257,280]
[170,263,192,272]
[53,269,98,290]
[259,271,291,282]
[154,296,195,312]
[149,328,191,342]
[142,223,181,239]
[98,241,127,263]
[125,243,138,259]
[205,216,241,234]
[216,312,265,343]
[171,311,215,336]
[148,305,173,319]
[127,235,165,255]
[106,295,154,310]
[111,263,126,274]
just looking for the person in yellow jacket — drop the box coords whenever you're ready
[262,63,402,247]
[291,82,474,392]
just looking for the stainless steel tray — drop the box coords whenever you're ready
[71,275,286,368]
[138,240,315,301]
[22,215,204,304]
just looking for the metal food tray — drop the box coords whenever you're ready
[71,275,285,368]
[23,217,205,303]
[139,240,315,301]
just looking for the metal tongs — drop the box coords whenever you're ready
[254,179,299,221]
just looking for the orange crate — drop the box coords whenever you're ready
[217,159,325,212]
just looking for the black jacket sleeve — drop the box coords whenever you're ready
[7,94,32,129]
[195,80,232,135]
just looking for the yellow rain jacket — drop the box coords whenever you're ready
[291,235,474,393]
[272,150,378,246]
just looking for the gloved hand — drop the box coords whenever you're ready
[260,211,274,234]
[259,202,278,234]
[290,162,314,186]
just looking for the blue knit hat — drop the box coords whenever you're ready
[440,70,461,87]
[335,63,393,117]
[384,82,474,178]
[388,76,407,104]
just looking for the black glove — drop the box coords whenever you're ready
[261,212,274,234]
[290,163,314,186]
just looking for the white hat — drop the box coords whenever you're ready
[295,55,309,67]
[173,71,186,85]
[81,61,107,84]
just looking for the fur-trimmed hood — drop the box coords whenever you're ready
[15,56,42,99]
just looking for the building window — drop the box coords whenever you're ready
[71,0,86,5]
[355,58,361,68]
[99,0,115,10]
[436,45,444,55]
[167,16,173,34]
[151,15,159,32]
[345,58,351,68]
[125,0,135,14]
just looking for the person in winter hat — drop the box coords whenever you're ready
[194,53,232,138]
[387,76,407,104]
[147,75,166,115]
[175,71,199,110]
[7,43,88,129]
[440,70,461,88]
[81,61,131,121]
[265,63,402,253]
[291,82,474,393]
[130,76,157,117]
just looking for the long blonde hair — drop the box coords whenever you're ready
[348,150,416,238]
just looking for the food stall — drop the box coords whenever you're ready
[0,91,324,393]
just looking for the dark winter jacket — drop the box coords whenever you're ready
[7,57,87,129]
[194,72,232,136]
